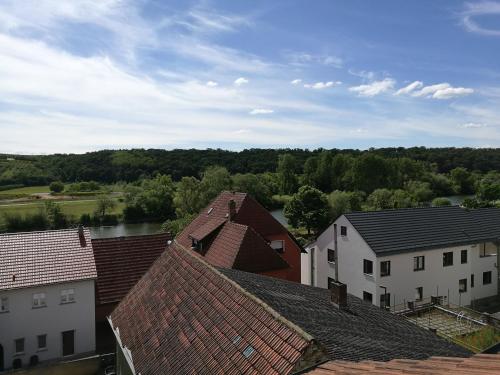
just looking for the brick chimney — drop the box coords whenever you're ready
[78,225,87,247]
[228,199,236,222]
[330,280,347,309]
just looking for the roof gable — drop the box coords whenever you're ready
[110,242,313,374]
[0,228,97,291]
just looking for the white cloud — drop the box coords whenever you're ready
[459,122,487,128]
[432,87,474,99]
[348,69,375,81]
[249,108,274,115]
[410,83,474,99]
[291,79,302,85]
[234,77,249,86]
[304,81,341,89]
[206,81,218,87]
[349,78,395,97]
[462,1,500,37]
[285,52,342,68]
[395,81,423,95]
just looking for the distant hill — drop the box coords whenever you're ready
[1,147,500,186]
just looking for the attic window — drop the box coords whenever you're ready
[242,345,255,358]
[270,240,285,254]
[232,335,241,344]
[207,207,214,215]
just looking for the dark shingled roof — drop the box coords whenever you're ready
[344,206,500,255]
[220,267,472,363]
[92,233,171,304]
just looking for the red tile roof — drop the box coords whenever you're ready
[306,354,500,374]
[0,228,97,291]
[92,232,171,305]
[177,191,297,273]
[110,241,315,375]
[204,221,290,272]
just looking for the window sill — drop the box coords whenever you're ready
[480,254,497,258]
[37,348,48,352]
[413,268,425,272]
[380,275,390,278]
[60,301,76,305]
[363,273,374,278]
[327,261,336,264]
[32,305,47,309]
[14,352,25,357]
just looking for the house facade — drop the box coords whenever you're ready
[302,207,499,308]
[0,228,97,371]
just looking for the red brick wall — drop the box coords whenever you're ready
[262,233,301,282]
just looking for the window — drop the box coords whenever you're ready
[0,296,8,312]
[327,248,336,263]
[270,240,285,254]
[14,338,24,354]
[414,256,425,271]
[483,271,492,285]
[461,249,468,264]
[32,293,46,308]
[61,289,75,304]
[415,287,423,301]
[191,239,202,252]
[363,291,373,303]
[37,334,47,350]
[340,226,347,236]
[471,274,475,288]
[380,261,391,277]
[380,293,391,308]
[443,252,453,267]
[459,278,467,293]
[363,259,373,275]
[242,345,255,358]
[327,277,336,289]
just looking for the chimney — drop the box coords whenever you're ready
[330,280,347,309]
[78,225,87,247]
[228,199,236,222]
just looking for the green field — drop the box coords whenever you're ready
[0,199,125,220]
[0,185,52,194]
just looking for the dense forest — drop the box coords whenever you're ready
[2,147,500,186]
[3,147,500,239]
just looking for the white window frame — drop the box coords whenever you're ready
[270,240,285,253]
[380,261,391,277]
[60,289,75,304]
[37,334,47,350]
[363,259,373,276]
[14,338,25,354]
[327,248,336,263]
[0,296,9,312]
[33,293,46,308]
[414,255,425,271]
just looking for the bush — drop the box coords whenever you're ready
[49,181,64,193]
[432,197,452,207]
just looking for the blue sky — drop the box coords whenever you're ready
[0,0,499,153]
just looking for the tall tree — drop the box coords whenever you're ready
[450,167,475,194]
[199,166,232,204]
[277,154,298,195]
[232,173,272,208]
[174,176,204,217]
[284,185,330,235]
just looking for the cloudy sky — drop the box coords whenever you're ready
[1,0,499,154]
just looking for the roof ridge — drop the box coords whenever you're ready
[91,232,171,242]
[0,227,90,236]
[172,240,314,342]
[345,205,463,216]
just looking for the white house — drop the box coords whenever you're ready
[0,227,97,371]
[302,206,499,309]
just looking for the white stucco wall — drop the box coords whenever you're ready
[378,243,497,308]
[0,279,95,370]
[301,215,498,308]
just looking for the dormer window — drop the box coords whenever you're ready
[207,207,214,215]
[270,240,285,254]
[191,239,203,252]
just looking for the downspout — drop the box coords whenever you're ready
[333,224,339,282]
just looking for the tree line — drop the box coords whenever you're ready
[3,147,500,186]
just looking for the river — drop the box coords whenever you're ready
[90,222,163,239]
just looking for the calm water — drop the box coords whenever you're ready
[90,222,163,239]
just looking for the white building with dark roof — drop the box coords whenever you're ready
[302,206,499,309]
[0,227,97,371]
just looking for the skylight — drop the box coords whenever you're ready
[243,345,255,358]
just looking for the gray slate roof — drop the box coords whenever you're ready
[344,206,500,255]
[220,267,471,362]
